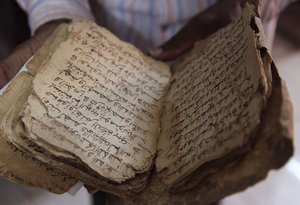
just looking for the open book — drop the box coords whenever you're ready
[0,3,293,205]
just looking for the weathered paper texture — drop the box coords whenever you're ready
[0,3,293,201]
[0,73,77,194]
[11,121,150,197]
[156,5,269,185]
[103,4,293,205]
[21,22,171,183]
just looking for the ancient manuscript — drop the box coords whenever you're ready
[0,3,293,205]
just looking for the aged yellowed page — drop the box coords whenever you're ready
[0,73,77,194]
[156,10,269,185]
[9,122,149,197]
[21,21,171,183]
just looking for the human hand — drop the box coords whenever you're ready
[0,20,69,89]
[149,0,244,61]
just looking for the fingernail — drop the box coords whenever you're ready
[148,48,163,57]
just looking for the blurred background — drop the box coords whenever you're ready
[0,1,299,205]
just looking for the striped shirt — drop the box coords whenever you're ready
[16,0,297,51]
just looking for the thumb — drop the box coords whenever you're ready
[149,26,197,61]
[149,12,231,62]
[148,4,220,61]
[149,0,242,62]
[0,37,41,88]
[0,20,67,89]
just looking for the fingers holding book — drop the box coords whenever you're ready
[0,19,69,89]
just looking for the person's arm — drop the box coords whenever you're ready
[16,0,94,34]
[0,0,95,89]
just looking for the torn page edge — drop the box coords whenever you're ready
[68,180,84,196]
